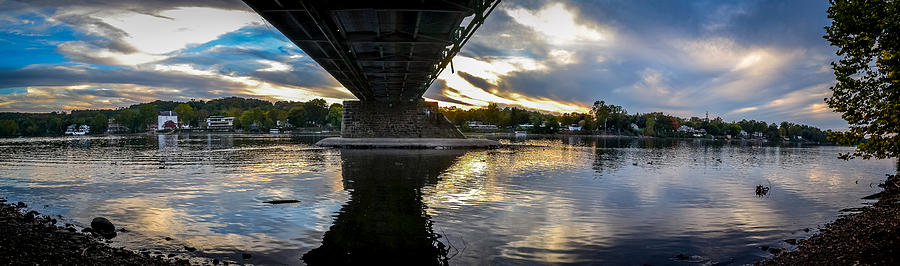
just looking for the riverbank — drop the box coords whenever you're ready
[760,174,900,264]
[0,198,179,265]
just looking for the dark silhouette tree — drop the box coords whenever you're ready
[824,0,899,159]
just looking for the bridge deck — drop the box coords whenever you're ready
[243,0,500,103]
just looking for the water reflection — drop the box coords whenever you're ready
[158,134,178,149]
[0,135,897,265]
[303,149,466,265]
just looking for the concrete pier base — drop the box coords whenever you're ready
[341,100,464,138]
[316,137,501,149]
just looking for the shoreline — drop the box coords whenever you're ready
[760,174,900,264]
[0,198,180,265]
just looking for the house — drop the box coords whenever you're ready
[567,124,582,131]
[65,124,90,135]
[467,121,498,130]
[162,120,178,130]
[276,120,292,128]
[206,116,235,130]
[107,118,128,133]
[677,125,696,133]
[157,111,178,130]
[739,130,749,138]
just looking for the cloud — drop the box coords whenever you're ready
[0,0,848,129]
[505,2,611,45]
[51,6,261,65]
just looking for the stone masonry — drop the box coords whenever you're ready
[341,100,465,138]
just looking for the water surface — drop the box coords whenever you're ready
[0,134,896,265]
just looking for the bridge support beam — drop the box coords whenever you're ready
[341,100,464,139]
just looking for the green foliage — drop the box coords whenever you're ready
[824,0,899,159]
[138,104,156,127]
[91,113,108,134]
[0,119,19,136]
[173,103,196,126]
[326,103,343,128]
[303,99,328,127]
[239,107,270,131]
[117,109,141,133]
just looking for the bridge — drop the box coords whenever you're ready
[243,0,501,140]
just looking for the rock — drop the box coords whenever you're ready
[675,253,689,260]
[785,239,798,245]
[164,237,173,241]
[263,200,300,204]
[17,202,26,208]
[760,245,770,251]
[803,228,810,232]
[90,217,117,239]
[91,217,115,233]
[184,246,197,252]
[212,258,220,265]
[242,253,252,259]
[82,228,94,233]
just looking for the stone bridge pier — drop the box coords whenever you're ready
[341,100,463,139]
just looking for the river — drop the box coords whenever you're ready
[0,134,896,265]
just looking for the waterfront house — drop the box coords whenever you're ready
[568,124,582,131]
[206,116,235,130]
[65,124,90,135]
[157,111,178,130]
[467,121,498,130]
[107,118,128,133]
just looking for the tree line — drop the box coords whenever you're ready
[0,97,342,136]
[439,100,832,143]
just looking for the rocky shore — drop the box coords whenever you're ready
[0,198,180,265]
[760,174,900,265]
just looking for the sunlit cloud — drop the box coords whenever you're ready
[152,64,347,104]
[52,7,260,65]
[505,3,611,45]
[434,55,590,114]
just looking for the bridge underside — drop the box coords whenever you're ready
[244,0,499,138]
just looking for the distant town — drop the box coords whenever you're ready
[0,96,832,143]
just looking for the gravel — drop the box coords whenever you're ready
[759,174,900,265]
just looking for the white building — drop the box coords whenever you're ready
[157,111,178,130]
[206,116,235,130]
[467,121,498,130]
[65,124,90,135]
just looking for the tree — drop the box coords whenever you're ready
[138,104,156,130]
[92,113,108,134]
[824,0,899,159]
[117,109,141,133]
[240,107,269,131]
[173,103,196,126]
[0,120,19,136]
[47,117,64,135]
[326,103,343,128]
[288,107,307,128]
[303,99,328,126]
[592,101,611,132]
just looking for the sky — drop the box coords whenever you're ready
[0,0,846,129]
